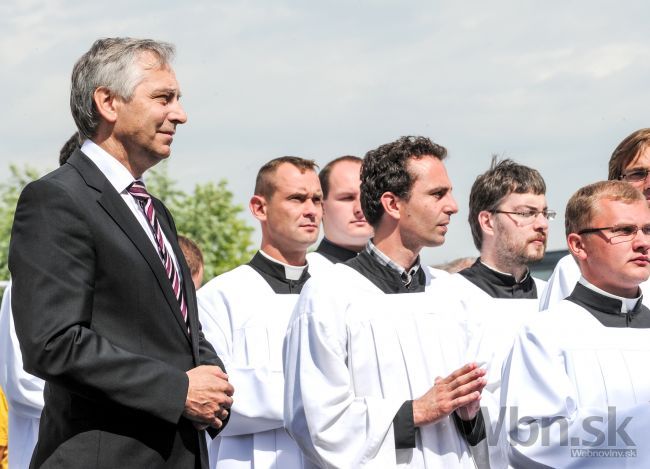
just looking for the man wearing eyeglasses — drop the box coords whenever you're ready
[456,157,552,299]
[500,180,650,468]
[429,157,554,467]
[540,128,650,308]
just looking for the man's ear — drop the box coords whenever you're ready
[567,233,588,261]
[379,192,400,221]
[478,210,495,237]
[93,86,119,124]
[250,194,268,222]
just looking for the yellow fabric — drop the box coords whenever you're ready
[0,388,8,469]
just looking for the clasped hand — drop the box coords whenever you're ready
[413,362,486,426]
[184,365,235,430]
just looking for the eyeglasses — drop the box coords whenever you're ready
[619,168,650,183]
[577,224,650,244]
[491,209,556,225]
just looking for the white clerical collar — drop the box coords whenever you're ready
[81,140,140,193]
[578,277,640,313]
[258,249,307,281]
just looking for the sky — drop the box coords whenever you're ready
[2,0,649,266]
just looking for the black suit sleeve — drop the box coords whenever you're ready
[9,179,189,424]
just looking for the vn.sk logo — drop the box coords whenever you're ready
[485,406,637,459]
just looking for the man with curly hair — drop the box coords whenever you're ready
[284,136,486,468]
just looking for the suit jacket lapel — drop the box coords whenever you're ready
[68,150,191,343]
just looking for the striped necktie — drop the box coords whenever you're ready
[128,181,188,323]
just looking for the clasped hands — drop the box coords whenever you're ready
[413,362,487,426]
[184,365,235,430]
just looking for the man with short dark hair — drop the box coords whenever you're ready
[284,136,486,468]
[9,38,232,468]
[541,128,650,308]
[461,157,551,298]
[178,235,204,290]
[307,155,372,271]
[501,180,650,467]
[59,132,81,166]
[431,157,554,467]
[198,156,322,468]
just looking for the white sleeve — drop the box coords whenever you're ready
[197,279,284,437]
[501,322,650,468]
[538,255,579,311]
[0,283,45,419]
[283,281,404,468]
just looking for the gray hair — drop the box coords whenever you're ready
[70,37,175,139]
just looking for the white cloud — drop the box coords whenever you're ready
[2,0,650,264]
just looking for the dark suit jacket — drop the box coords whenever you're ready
[9,149,225,468]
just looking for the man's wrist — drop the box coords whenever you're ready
[412,397,434,426]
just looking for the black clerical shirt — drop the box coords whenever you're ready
[314,238,359,263]
[344,243,484,449]
[247,251,310,294]
[567,282,650,328]
[346,249,426,294]
[459,258,538,299]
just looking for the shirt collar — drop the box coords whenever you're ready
[315,238,359,263]
[364,239,420,286]
[578,276,641,313]
[258,249,307,281]
[458,258,537,299]
[478,259,531,285]
[81,140,139,193]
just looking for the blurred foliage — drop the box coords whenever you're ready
[0,165,41,281]
[147,162,255,281]
[0,162,254,287]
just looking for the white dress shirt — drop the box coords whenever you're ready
[81,140,181,276]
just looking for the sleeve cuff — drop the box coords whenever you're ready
[393,400,416,449]
[452,410,486,446]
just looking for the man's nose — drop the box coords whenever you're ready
[170,100,188,124]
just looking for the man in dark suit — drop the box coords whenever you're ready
[9,37,233,468]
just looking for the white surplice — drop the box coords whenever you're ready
[284,263,476,468]
[540,254,650,310]
[0,282,45,469]
[433,275,543,398]
[500,300,650,468]
[538,254,582,310]
[428,274,543,468]
[197,265,306,469]
[305,251,335,277]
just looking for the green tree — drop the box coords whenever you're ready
[146,163,255,281]
[144,161,184,207]
[0,162,254,285]
[0,165,41,281]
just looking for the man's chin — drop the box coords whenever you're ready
[525,246,546,262]
[346,232,373,245]
[145,150,172,165]
[151,144,172,158]
[299,235,319,247]
[629,267,650,284]
[424,235,446,248]
[347,226,373,239]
